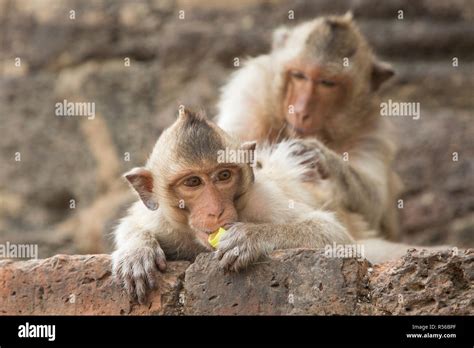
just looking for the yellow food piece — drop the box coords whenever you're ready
[208,227,226,248]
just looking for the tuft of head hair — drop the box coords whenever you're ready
[148,108,251,182]
[171,108,226,165]
[271,13,367,65]
[304,13,363,61]
[324,11,354,30]
[178,108,207,122]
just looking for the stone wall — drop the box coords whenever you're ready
[1,249,472,315]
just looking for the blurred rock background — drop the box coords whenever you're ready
[0,0,473,257]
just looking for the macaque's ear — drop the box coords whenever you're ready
[272,26,291,50]
[371,60,395,91]
[124,167,158,211]
[240,141,257,172]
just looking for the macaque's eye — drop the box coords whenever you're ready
[217,169,232,181]
[290,70,307,80]
[183,176,202,187]
[319,79,336,87]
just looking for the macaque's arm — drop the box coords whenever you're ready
[306,137,393,230]
[112,202,168,304]
[216,211,354,272]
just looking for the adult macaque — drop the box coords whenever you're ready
[216,13,400,240]
[112,109,358,303]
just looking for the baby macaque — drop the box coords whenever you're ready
[112,109,356,303]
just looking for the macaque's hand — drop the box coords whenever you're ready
[112,245,167,304]
[216,223,267,272]
[290,138,331,180]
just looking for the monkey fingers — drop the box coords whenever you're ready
[155,247,167,272]
[112,257,137,302]
[216,224,261,272]
[296,149,324,181]
[216,223,246,257]
[298,139,332,179]
[218,247,240,271]
[132,264,150,304]
[112,246,166,304]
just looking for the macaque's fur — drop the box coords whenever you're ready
[216,13,402,240]
[113,110,356,302]
[250,140,373,241]
[113,110,451,303]
[115,138,356,261]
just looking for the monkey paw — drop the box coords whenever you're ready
[216,223,265,272]
[112,245,167,304]
[289,139,330,180]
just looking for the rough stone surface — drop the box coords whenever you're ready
[184,249,370,315]
[367,249,474,315]
[0,254,190,315]
[1,249,471,315]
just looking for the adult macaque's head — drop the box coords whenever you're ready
[272,13,394,138]
[124,109,255,246]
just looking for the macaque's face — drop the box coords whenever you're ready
[172,165,241,245]
[283,59,348,137]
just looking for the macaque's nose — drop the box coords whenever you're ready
[208,206,225,219]
[290,108,311,129]
[292,87,313,127]
[295,112,310,124]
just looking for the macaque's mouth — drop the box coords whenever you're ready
[198,229,214,236]
[286,122,321,137]
[285,122,310,136]
[194,230,214,250]
[202,223,234,235]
